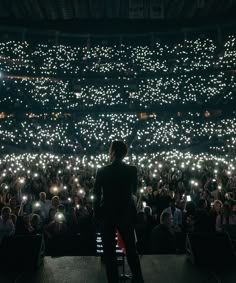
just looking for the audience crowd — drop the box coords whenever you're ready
[1,115,236,155]
[0,150,236,254]
[0,36,235,77]
[0,36,235,111]
[0,72,235,110]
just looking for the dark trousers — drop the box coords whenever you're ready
[101,221,144,283]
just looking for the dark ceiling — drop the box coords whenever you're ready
[0,0,235,33]
[0,0,235,20]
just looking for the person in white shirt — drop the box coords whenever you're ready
[162,198,182,231]
[0,206,15,242]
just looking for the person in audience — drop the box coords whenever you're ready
[144,206,156,252]
[51,196,60,210]
[44,211,67,239]
[0,207,15,242]
[144,206,156,232]
[10,214,17,225]
[212,200,223,216]
[210,200,223,230]
[155,189,172,221]
[16,213,34,235]
[142,186,156,209]
[182,201,196,233]
[162,198,182,231]
[39,192,51,220]
[31,214,42,234]
[8,197,18,215]
[23,194,33,214]
[150,211,176,254]
[45,207,57,225]
[216,203,236,232]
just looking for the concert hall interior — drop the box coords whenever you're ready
[0,1,236,282]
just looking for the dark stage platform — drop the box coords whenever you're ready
[1,255,236,283]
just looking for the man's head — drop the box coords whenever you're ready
[213,200,222,212]
[52,196,60,207]
[39,192,46,201]
[160,211,172,227]
[23,214,31,225]
[109,141,128,162]
[144,206,152,216]
[147,186,153,194]
[27,194,33,202]
[1,206,11,222]
[31,214,40,227]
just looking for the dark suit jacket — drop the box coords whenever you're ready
[94,160,138,224]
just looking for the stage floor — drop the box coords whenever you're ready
[1,255,236,283]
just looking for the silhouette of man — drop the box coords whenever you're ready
[94,140,144,283]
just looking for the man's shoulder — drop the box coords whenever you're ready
[100,164,110,171]
[96,164,110,175]
[102,162,137,170]
[123,163,137,171]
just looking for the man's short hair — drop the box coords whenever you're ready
[52,196,59,201]
[160,211,170,224]
[40,192,46,198]
[144,206,152,216]
[110,140,128,160]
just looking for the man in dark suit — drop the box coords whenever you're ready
[94,140,144,283]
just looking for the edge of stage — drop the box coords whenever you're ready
[1,255,236,283]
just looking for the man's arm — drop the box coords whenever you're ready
[93,168,103,219]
